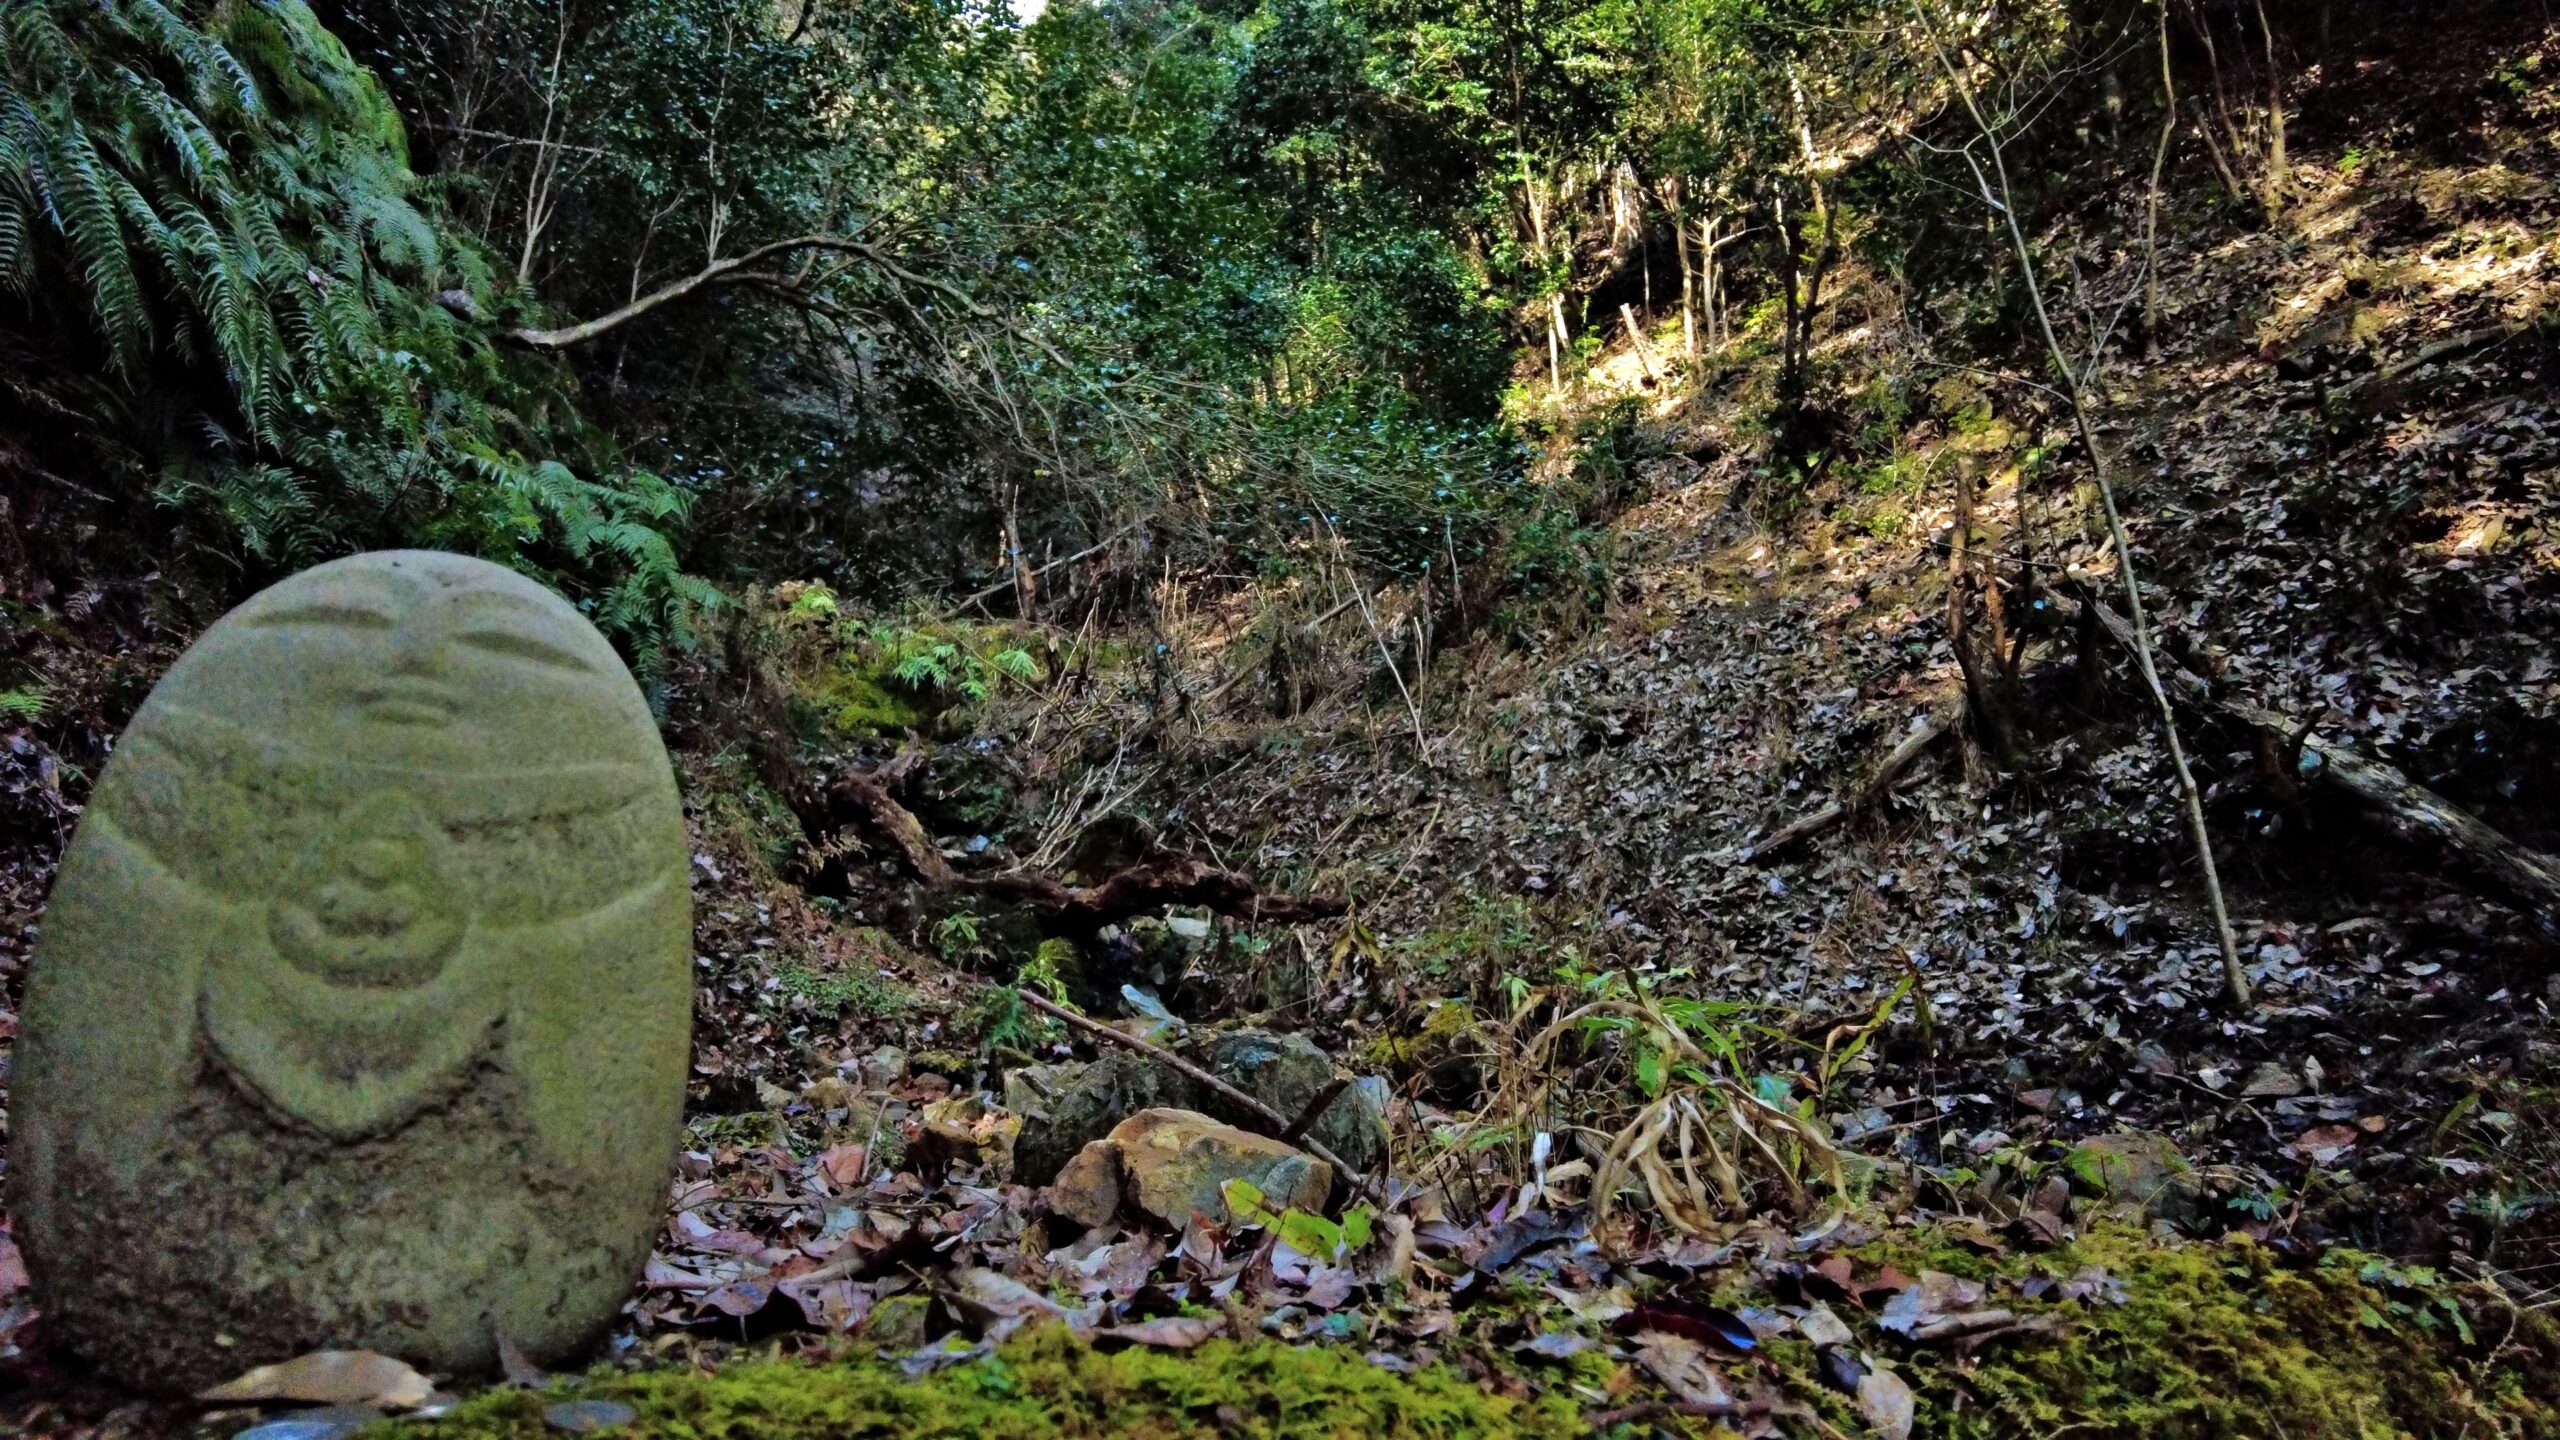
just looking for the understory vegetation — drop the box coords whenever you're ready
[10,0,2560,1434]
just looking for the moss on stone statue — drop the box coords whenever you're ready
[390,1329,1578,1440]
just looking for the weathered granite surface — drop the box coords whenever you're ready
[11,551,691,1391]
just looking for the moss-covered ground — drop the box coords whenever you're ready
[373,1227,2560,1440]
[391,1330,1580,1440]
[1808,1227,2560,1439]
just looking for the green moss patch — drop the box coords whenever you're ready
[397,1329,1577,1440]
[1847,1228,2559,1439]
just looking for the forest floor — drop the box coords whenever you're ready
[11,7,2560,1439]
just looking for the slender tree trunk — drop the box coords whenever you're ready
[2143,0,2178,350]
[1550,292,1571,392]
[2188,1,2257,195]
[1701,216,1719,347]
[2253,0,2288,214]
[1679,217,1698,358]
[1922,5,2250,1006]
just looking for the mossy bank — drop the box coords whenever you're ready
[392,1331,1579,1440]
[1822,1228,2560,1439]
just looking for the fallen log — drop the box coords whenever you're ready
[2076,596,2560,941]
[813,764,1346,934]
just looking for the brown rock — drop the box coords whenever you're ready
[1049,1141,1126,1231]
[907,1095,1023,1181]
[1109,1108,1329,1228]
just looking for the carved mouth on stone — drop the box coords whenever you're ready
[354,677,462,728]
[272,882,465,988]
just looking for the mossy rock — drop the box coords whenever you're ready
[390,1328,1576,1440]
[1361,1001,1479,1086]
[2065,1131,2205,1227]
[1010,1029,1386,1187]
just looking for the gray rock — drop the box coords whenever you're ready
[12,552,691,1392]
[234,1407,382,1440]
[857,1046,909,1091]
[1010,1027,1385,1186]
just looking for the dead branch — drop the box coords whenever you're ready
[2075,596,2560,941]
[1015,989,1380,1204]
[504,234,1008,352]
[812,765,1346,935]
[1920,6,2249,1007]
[1744,696,1964,863]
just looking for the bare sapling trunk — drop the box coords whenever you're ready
[1920,8,2252,1007]
[1674,183,1699,358]
[2186,0,2260,212]
[1550,293,1570,392]
[2252,0,2288,214]
[2143,0,2178,350]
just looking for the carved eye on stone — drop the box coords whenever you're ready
[455,626,598,674]
[269,792,465,989]
[245,601,397,632]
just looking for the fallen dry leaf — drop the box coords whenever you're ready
[818,1143,870,1189]
[199,1350,436,1410]
[1633,1331,1734,1411]
[2290,1125,2360,1165]
[1093,1316,1221,1349]
[945,1267,1071,1341]
[1857,1365,1916,1440]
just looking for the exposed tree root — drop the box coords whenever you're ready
[803,762,1346,936]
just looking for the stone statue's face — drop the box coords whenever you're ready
[268,791,463,989]
[182,550,653,777]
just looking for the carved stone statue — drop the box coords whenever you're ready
[11,551,692,1391]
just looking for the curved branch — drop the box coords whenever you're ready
[502,234,995,351]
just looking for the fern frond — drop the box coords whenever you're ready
[45,123,152,368]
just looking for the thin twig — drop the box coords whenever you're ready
[1280,1077,1353,1146]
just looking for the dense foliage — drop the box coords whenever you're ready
[1,0,707,652]
[3,0,2331,651]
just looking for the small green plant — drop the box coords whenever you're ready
[932,910,986,962]
[1220,1178,1375,1262]
[808,616,1048,735]
[1551,960,1763,1099]
[2337,146,2370,176]
[775,960,910,1021]
[1018,938,1074,1002]
[0,686,49,723]
[865,621,1042,706]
